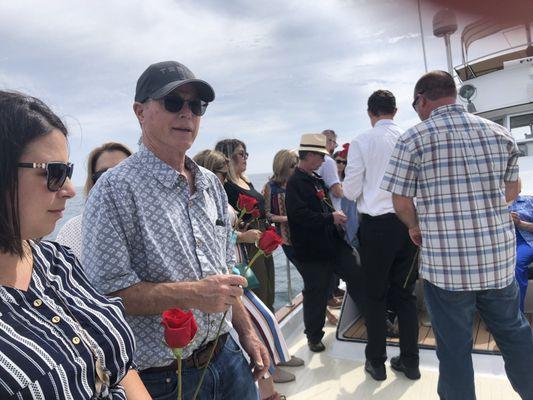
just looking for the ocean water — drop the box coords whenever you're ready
[48,172,303,312]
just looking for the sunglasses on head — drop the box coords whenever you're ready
[92,168,108,184]
[160,96,208,116]
[18,162,74,192]
[335,159,347,165]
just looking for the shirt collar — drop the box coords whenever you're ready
[374,119,396,128]
[138,144,208,191]
[430,103,465,118]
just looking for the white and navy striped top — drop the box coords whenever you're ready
[0,241,136,399]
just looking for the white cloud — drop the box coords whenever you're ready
[1,0,457,185]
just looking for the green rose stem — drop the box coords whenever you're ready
[403,247,420,288]
[241,249,264,276]
[191,309,228,400]
[192,248,267,400]
[171,348,183,400]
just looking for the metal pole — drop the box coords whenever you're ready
[286,256,293,306]
[444,34,454,76]
[417,0,429,73]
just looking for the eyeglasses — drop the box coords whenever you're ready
[234,151,249,159]
[335,159,347,165]
[412,92,424,110]
[327,138,338,146]
[92,168,108,184]
[18,162,74,192]
[160,96,208,116]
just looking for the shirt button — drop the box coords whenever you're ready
[33,299,43,307]
[51,316,61,324]
[72,337,81,345]
[165,377,172,383]
[196,239,201,247]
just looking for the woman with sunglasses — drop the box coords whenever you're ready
[215,139,276,312]
[0,91,149,399]
[56,142,132,255]
[333,143,350,181]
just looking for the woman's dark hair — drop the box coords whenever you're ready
[84,142,132,196]
[0,91,68,257]
[214,138,248,183]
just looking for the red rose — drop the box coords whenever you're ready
[257,227,283,255]
[237,194,258,213]
[316,189,325,200]
[251,208,261,219]
[161,308,198,349]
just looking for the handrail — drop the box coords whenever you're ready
[455,42,530,73]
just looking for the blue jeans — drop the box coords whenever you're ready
[424,280,533,400]
[140,337,258,400]
[516,233,533,312]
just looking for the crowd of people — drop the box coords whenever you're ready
[0,60,533,400]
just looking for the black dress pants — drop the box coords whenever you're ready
[359,213,419,368]
[293,241,365,344]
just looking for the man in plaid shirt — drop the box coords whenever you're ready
[382,70,533,400]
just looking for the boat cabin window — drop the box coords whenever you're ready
[510,113,533,141]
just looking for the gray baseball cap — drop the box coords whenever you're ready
[134,61,215,103]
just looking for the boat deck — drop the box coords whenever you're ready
[279,308,523,399]
[343,312,533,355]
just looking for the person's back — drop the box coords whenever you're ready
[382,70,533,400]
[389,107,516,290]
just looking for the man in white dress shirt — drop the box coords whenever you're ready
[344,90,419,381]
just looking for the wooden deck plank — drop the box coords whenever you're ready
[474,318,490,351]
[341,312,532,354]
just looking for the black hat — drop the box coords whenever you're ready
[135,61,215,103]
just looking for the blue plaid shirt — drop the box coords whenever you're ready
[382,104,519,291]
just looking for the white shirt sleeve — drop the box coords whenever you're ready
[316,156,340,189]
[343,138,365,201]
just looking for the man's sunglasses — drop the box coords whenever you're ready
[412,92,425,110]
[161,96,208,116]
[336,159,347,165]
[18,162,74,192]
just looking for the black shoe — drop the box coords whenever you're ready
[364,360,386,381]
[307,340,326,353]
[390,356,421,380]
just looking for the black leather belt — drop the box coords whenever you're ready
[141,333,229,373]
[361,213,396,221]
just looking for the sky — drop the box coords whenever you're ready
[1,0,477,185]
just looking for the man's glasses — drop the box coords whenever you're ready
[92,168,108,184]
[335,159,347,165]
[18,162,74,192]
[161,96,208,116]
[412,92,424,110]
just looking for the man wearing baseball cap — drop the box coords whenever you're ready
[285,133,364,353]
[82,61,268,399]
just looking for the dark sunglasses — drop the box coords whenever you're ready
[92,168,108,184]
[335,159,347,165]
[161,96,208,116]
[234,151,249,159]
[18,162,74,192]
[412,92,424,110]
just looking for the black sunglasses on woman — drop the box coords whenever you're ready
[17,162,74,192]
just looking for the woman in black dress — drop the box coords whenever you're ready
[215,139,276,311]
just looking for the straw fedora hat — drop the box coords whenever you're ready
[298,133,329,156]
